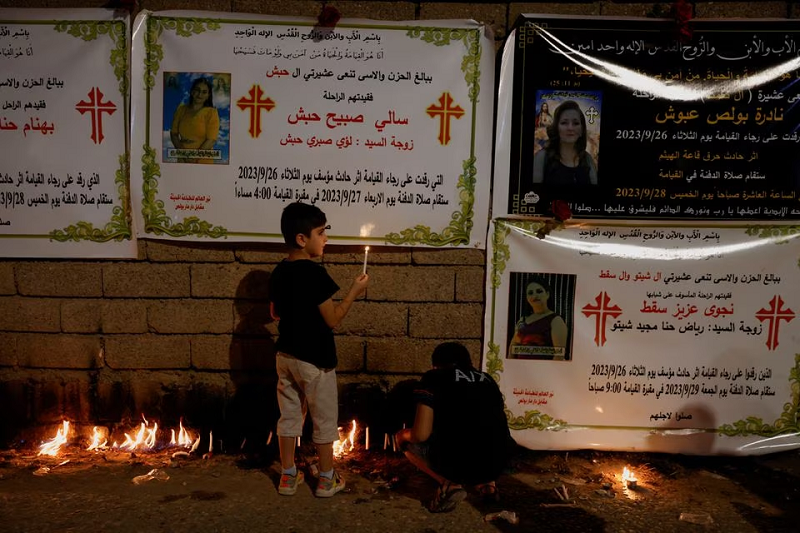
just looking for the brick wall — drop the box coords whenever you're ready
[0,0,795,446]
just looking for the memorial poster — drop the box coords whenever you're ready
[0,8,135,258]
[131,11,493,247]
[494,15,800,221]
[483,220,800,454]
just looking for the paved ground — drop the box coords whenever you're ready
[1,444,799,532]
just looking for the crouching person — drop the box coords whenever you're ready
[395,342,512,513]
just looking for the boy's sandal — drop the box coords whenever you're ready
[477,482,500,502]
[428,482,467,513]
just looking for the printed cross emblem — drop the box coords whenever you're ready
[75,87,116,144]
[755,295,795,350]
[426,92,464,145]
[582,291,622,347]
[237,85,275,138]
[585,106,599,125]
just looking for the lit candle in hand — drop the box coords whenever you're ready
[362,246,370,275]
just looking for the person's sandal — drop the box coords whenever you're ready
[428,482,467,513]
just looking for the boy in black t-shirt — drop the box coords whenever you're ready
[269,202,369,497]
[395,342,512,513]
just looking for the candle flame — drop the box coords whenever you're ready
[622,466,637,483]
[112,415,195,452]
[169,419,195,448]
[86,426,108,451]
[37,416,201,456]
[333,420,358,457]
[39,421,70,456]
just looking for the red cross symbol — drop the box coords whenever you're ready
[426,92,464,145]
[755,295,795,350]
[75,87,116,145]
[582,291,622,347]
[237,85,275,138]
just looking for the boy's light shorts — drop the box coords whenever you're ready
[276,352,339,444]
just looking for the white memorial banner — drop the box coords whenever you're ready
[130,11,493,247]
[0,9,135,258]
[483,220,800,454]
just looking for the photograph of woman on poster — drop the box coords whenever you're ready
[532,100,598,185]
[535,101,553,128]
[507,274,574,361]
[169,77,220,164]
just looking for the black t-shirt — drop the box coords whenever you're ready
[414,366,511,485]
[269,259,340,368]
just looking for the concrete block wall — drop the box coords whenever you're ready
[0,0,795,445]
[0,240,487,443]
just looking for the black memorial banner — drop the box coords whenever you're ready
[506,15,800,220]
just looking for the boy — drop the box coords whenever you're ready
[268,202,369,497]
[395,342,511,512]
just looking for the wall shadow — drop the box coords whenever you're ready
[226,269,278,465]
[643,402,800,532]
[339,381,387,447]
[645,403,717,454]
[385,378,422,431]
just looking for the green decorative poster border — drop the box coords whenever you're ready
[745,225,800,241]
[141,16,226,238]
[140,17,482,244]
[487,219,800,437]
[486,220,568,431]
[384,27,480,246]
[50,153,131,242]
[54,20,129,96]
[0,19,132,243]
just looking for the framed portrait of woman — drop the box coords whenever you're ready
[531,90,602,181]
[507,271,577,361]
[162,71,231,165]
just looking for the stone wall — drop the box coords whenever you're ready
[0,0,794,446]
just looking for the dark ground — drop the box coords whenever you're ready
[2,442,800,533]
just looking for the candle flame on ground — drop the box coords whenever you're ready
[622,466,637,483]
[86,426,107,451]
[333,420,357,457]
[38,421,69,456]
[37,417,198,456]
[170,420,195,448]
[120,421,158,450]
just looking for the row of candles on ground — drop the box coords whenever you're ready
[270,420,401,457]
[39,419,642,490]
[38,418,397,458]
[38,419,205,457]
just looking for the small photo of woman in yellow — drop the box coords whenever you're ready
[163,72,231,165]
